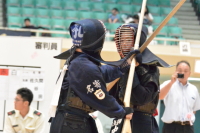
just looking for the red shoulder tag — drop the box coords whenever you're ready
[7,110,15,115]
[34,111,41,116]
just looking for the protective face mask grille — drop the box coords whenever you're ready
[115,25,135,58]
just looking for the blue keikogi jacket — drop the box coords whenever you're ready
[60,52,127,119]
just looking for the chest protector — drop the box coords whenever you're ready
[119,64,160,114]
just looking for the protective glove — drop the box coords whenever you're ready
[119,61,130,73]
[119,49,142,73]
[123,107,134,115]
[124,49,142,65]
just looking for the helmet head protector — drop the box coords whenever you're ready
[54,19,123,66]
[115,23,172,67]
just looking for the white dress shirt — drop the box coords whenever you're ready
[4,107,45,133]
[138,13,154,20]
[161,80,200,123]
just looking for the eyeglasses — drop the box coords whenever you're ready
[14,98,24,102]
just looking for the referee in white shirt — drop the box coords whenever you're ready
[159,60,200,133]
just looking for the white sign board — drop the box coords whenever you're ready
[0,36,62,132]
[179,41,191,55]
[195,60,200,73]
[0,67,45,101]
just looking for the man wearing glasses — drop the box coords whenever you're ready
[160,60,200,133]
[4,88,45,133]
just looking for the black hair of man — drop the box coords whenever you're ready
[176,60,191,69]
[17,88,33,106]
[133,14,139,20]
[24,18,31,22]
[139,6,149,15]
[112,8,119,12]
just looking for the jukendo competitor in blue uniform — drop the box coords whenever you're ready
[109,23,172,133]
[49,19,140,133]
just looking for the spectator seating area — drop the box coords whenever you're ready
[6,0,183,43]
